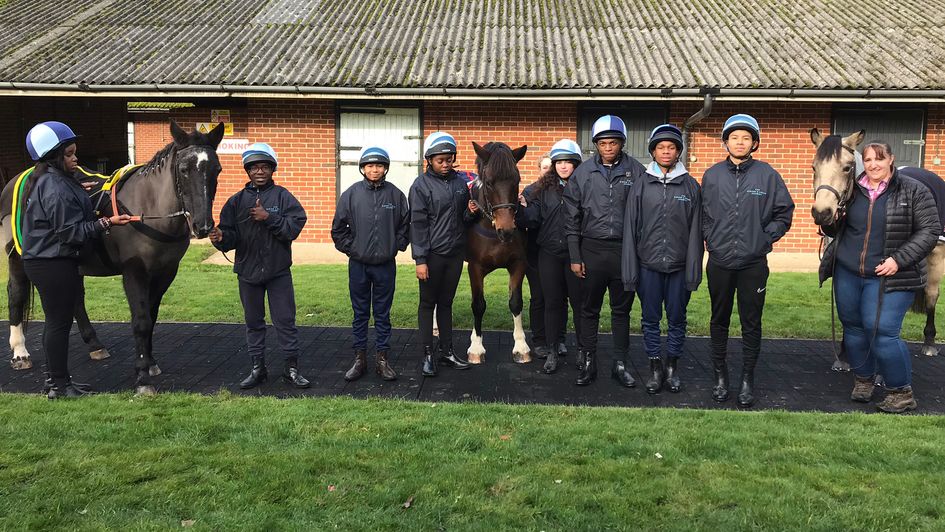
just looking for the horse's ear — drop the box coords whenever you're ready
[207,122,226,149]
[472,142,490,163]
[511,145,528,162]
[843,129,866,150]
[810,128,824,148]
[170,120,190,146]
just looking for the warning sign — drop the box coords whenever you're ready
[217,138,251,155]
[196,122,234,136]
[210,109,230,123]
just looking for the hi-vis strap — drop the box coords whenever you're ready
[10,164,142,254]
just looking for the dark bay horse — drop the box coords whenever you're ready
[465,141,530,364]
[810,128,944,362]
[1,120,223,394]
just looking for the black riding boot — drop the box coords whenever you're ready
[376,350,397,381]
[344,349,368,382]
[664,357,681,393]
[283,356,311,388]
[46,376,88,400]
[575,349,586,370]
[712,359,729,402]
[240,355,267,389]
[737,367,756,408]
[542,348,559,374]
[533,345,551,360]
[43,374,92,395]
[422,346,438,377]
[439,345,471,370]
[645,358,663,394]
[575,350,597,386]
[612,356,636,388]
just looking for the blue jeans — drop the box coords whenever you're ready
[350,259,397,351]
[637,267,691,359]
[833,265,914,388]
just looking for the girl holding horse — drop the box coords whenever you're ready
[19,121,132,399]
[621,125,703,394]
[409,132,474,376]
[517,140,584,374]
[818,140,939,413]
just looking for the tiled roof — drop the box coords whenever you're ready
[1,0,943,91]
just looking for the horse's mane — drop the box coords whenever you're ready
[476,142,520,183]
[814,135,844,165]
[138,142,177,175]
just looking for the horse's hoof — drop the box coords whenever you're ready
[89,348,111,361]
[149,364,162,377]
[467,352,485,365]
[831,359,851,372]
[512,351,532,364]
[135,385,157,396]
[10,356,32,370]
[921,345,940,357]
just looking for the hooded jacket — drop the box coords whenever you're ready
[213,180,307,283]
[701,157,795,269]
[21,166,105,259]
[331,178,409,264]
[516,176,571,259]
[621,161,703,291]
[409,168,470,263]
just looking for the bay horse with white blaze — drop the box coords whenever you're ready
[465,141,531,364]
[1,120,223,394]
[810,128,944,361]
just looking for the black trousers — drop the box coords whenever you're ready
[524,255,547,347]
[23,258,81,383]
[238,271,300,361]
[706,260,769,372]
[579,238,634,357]
[419,252,464,348]
[538,249,583,351]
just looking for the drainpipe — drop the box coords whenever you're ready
[681,89,715,166]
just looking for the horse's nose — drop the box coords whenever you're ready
[811,206,833,226]
[496,229,513,243]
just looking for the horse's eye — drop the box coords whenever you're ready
[842,165,852,173]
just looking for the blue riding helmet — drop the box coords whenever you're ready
[358,146,390,176]
[242,142,278,171]
[648,124,684,154]
[549,139,583,164]
[591,115,627,143]
[423,131,457,159]
[26,121,78,161]
[722,114,761,143]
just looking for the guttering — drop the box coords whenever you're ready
[681,91,715,163]
[2,82,945,102]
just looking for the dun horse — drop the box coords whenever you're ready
[1,120,223,394]
[465,141,531,364]
[810,128,944,361]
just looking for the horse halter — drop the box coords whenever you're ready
[472,179,517,225]
[814,145,857,216]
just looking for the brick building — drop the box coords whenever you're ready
[3,0,945,252]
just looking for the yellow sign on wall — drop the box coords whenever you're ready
[196,122,234,136]
[210,109,230,123]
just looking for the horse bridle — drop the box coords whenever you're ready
[813,145,857,217]
[472,179,517,225]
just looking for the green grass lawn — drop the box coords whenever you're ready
[1,393,943,530]
[2,245,941,341]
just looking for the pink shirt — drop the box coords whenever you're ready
[858,174,889,203]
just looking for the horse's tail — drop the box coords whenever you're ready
[912,288,928,314]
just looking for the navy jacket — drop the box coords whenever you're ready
[331,178,409,264]
[701,157,795,269]
[22,166,104,260]
[516,177,571,259]
[213,181,307,283]
[622,162,703,291]
[563,152,646,263]
[409,169,470,264]
[899,166,945,240]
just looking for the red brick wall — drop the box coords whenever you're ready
[0,97,127,184]
[129,99,945,251]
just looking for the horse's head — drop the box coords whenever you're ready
[169,120,224,238]
[472,141,527,243]
[810,128,865,226]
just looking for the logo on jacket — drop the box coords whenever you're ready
[266,206,280,213]
[746,188,767,197]
[381,202,396,210]
[673,194,691,203]
[619,178,633,187]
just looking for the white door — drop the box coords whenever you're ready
[338,107,421,197]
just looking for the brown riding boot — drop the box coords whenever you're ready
[344,349,368,382]
[375,350,397,381]
[876,387,917,414]
[850,374,875,403]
